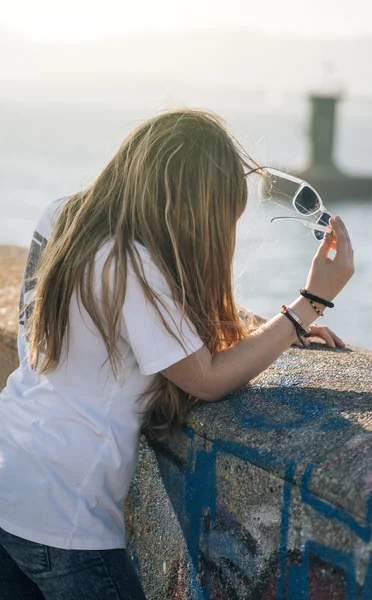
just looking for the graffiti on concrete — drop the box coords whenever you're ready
[147,384,372,600]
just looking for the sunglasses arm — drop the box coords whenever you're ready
[271,216,332,234]
[264,168,304,186]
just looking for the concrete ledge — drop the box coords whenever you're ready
[1,246,371,598]
[0,246,27,389]
[125,345,372,599]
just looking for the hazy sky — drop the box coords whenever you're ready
[0,0,371,42]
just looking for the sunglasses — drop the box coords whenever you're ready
[246,167,333,241]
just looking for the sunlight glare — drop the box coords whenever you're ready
[0,0,177,42]
[0,0,371,42]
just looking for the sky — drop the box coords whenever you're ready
[0,0,371,42]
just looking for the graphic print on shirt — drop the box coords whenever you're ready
[19,230,48,327]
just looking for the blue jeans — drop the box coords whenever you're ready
[0,527,146,599]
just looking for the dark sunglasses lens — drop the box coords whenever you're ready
[295,187,321,215]
[314,212,332,241]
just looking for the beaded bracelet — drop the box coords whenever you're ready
[307,298,324,317]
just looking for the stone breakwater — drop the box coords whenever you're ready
[0,246,27,389]
[1,245,372,599]
[125,346,372,599]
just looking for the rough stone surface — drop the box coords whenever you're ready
[0,246,27,389]
[1,246,372,598]
[124,345,372,599]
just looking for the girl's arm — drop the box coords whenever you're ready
[161,217,354,401]
[162,296,316,401]
[240,308,346,349]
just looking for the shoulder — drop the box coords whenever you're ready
[34,197,69,242]
[130,242,170,295]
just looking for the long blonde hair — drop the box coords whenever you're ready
[26,108,259,441]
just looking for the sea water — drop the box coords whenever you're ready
[1,99,371,349]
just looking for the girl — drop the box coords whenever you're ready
[0,108,354,599]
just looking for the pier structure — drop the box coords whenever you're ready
[296,94,372,201]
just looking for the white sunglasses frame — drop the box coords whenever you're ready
[262,167,327,217]
[244,166,334,237]
[254,167,334,239]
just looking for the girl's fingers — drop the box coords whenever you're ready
[293,324,346,349]
[315,231,334,259]
[330,217,350,262]
[318,329,336,348]
[338,218,354,261]
[308,326,345,348]
[330,234,337,251]
[334,216,354,259]
[292,325,345,348]
[326,329,345,348]
[338,217,351,243]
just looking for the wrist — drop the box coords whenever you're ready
[289,296,325,329]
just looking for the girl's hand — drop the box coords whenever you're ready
[293,323,345,349]
[305,216,354,303]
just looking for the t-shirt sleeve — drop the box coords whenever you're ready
[121,249,204,376]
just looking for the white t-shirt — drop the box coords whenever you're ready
[0,198,203,550]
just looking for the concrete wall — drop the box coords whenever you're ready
[125,345,372,599]
[1,248,372,598]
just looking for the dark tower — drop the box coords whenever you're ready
[309,95,340,172]
[295,94,372,201]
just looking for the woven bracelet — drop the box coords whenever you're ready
[300,288,334,309]
[281,305,309,348]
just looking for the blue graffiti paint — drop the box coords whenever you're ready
[321,417,350,431]
[212,439,285,472]
[302,465,372,543]
[277,462,297,600]
[287,541,357,599]
[156,427,217,599]
[305,541,357,599]
[206,530,256,591]
[185,439,217,571]
[287,564,308,599]
[228,387,349,431]
[156,426,371,598]
[186,566,210,600]
[361,554,372,600]
[184,424,286,472]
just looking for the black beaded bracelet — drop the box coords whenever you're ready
[307,299,324,317]
[300,288,334,309]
